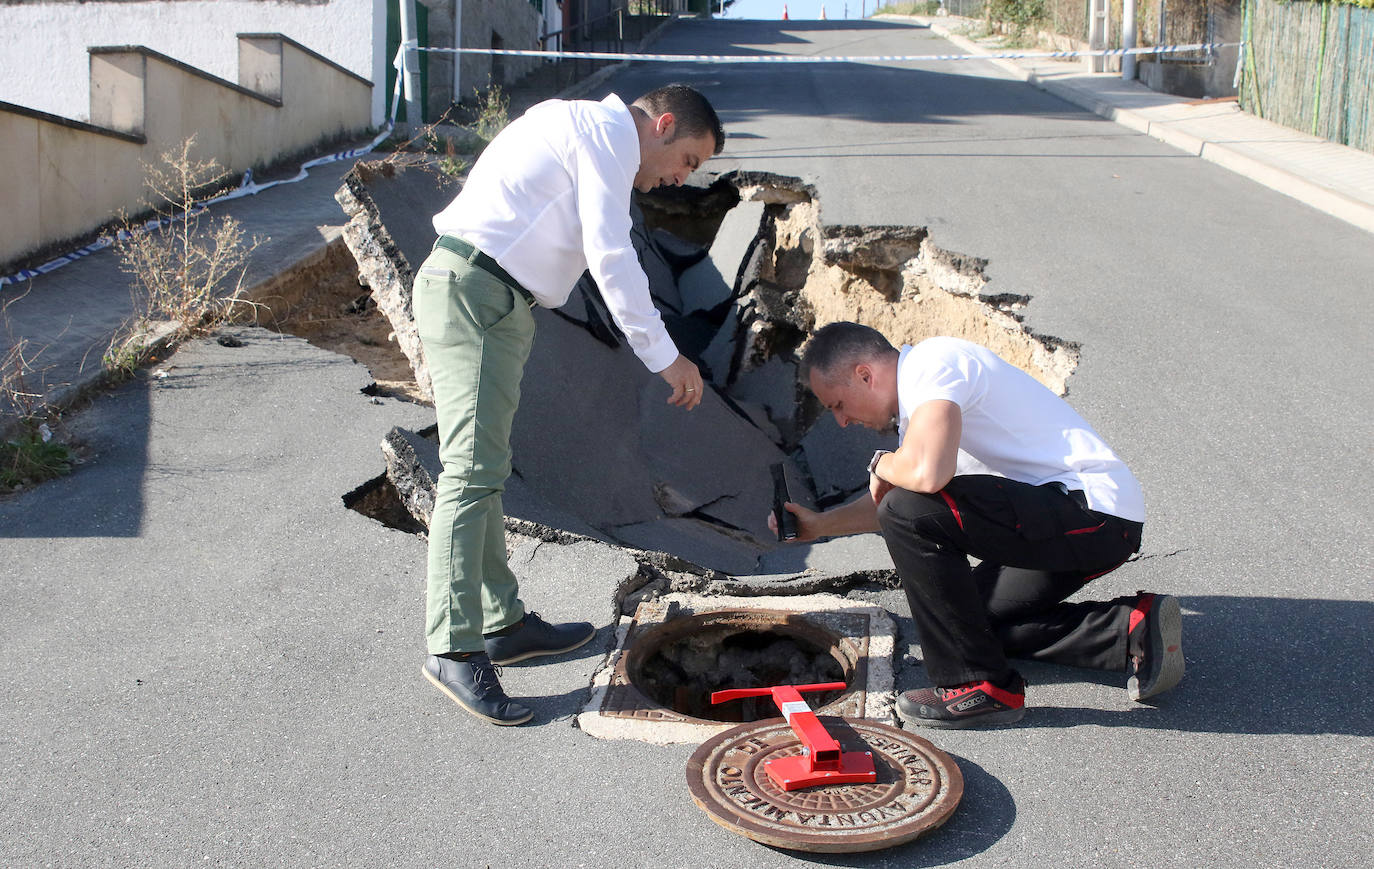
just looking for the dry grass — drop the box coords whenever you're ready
[1,291,73,490]
[108,137,267,373]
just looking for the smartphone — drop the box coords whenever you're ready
[770,462,797,541]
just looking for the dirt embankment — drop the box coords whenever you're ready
[239,237,426,403]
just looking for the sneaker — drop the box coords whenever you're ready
[896,672,1027,729]
[422,653,533,726]
[1127,592,1184,701]
[484,612,596,665]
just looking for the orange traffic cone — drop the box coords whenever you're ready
[782,3,789,18]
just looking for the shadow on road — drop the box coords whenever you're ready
[487,595,1372,744]
[1016,595,1374,738]
[619,18,1101,131]
[746,751,1015,867]
[0,373,150,538]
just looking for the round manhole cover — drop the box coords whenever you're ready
[685,717,963,853]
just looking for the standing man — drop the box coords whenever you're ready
[775,323,1184,729]
[415,84,725,725]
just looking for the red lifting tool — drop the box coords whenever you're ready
[710,682,877,791]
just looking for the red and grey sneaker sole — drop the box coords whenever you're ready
[1128,593,1185,701]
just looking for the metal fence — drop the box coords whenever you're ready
[1240,0,1374,152]
[942,0,989,17]
[1033,0,1222,49]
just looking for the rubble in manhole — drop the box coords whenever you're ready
[332,159,1080,588]
[635,626,845,722]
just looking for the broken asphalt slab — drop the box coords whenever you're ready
[336,158,894,580]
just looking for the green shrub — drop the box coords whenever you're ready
[875,0,944,13]
[0,323,74,491]
[986,0,1046,34]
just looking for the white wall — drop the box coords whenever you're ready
[1,0,390,127]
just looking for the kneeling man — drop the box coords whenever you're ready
[775,323,1184,729]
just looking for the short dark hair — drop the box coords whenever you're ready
[633,84,726,155]
[801,322,898,384]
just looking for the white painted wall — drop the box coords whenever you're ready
[0,0,390,127]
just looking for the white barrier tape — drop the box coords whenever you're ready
[418,41,1238,63]
[4,38,1241,289]
[0,236,115,285]
[0,124,395,289]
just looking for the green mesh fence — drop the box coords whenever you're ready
[943,0,990,17]
[1240,0,1374,152]
[1008,0,1222,50]
[1039,0,1090,41]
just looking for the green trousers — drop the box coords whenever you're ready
[412,242,535,655]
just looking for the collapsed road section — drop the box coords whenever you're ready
[331,158,1078,590]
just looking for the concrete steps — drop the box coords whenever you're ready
[0,34,372,270]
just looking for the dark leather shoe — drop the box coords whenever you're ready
[422,653,532,725]
[485,612,595,665]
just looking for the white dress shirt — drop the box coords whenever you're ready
[431,94,679,373]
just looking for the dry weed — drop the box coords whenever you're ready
[110,136,266,371]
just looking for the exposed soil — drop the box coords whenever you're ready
[237,237,427,403]
[239,173,1076,425]
[768,199,1079,395]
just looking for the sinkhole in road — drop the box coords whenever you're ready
[249,163,1079,579]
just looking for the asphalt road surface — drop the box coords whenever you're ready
[2,17,1371,868]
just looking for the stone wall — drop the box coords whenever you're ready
[0,34,372,270]
[452,0,542,102]
[0,0,384,126]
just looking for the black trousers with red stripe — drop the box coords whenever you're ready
[876,474,1144,687]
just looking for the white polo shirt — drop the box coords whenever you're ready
[431,94,679,373]
[896,337,1145,522]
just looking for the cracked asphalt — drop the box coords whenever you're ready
[2,16,1371,868]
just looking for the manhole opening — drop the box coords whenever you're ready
[626,612,852,723]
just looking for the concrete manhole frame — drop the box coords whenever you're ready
[579,592,896,744]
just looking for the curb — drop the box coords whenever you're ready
[897,14,1374,236]
[1,319,182,442]
[1,228,348,440]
